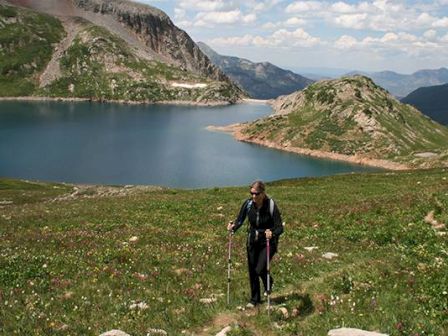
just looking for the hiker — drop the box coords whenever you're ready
[227,180,283,308]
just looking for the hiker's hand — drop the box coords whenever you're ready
[227,221,235,232]
[265,229,272,240]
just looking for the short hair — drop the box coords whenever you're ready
[250,180,265,193]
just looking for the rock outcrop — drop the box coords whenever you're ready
[328,328,388,336]
[99,331,131,336]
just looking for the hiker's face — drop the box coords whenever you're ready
[250,188,264,202]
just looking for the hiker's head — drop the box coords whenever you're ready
[250,180,266,201]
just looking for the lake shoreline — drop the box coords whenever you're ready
[0,96,244,106]
[240,98,270,104]
[207,123,410,171]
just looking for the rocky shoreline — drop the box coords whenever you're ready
[0,96,271,106]
[207,123,410,171]
[240,98,270,104]
[0,96,238,106]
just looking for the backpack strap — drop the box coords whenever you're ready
[246,199,253,212]
[247,198,274,217]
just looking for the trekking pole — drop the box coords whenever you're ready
[266,236,271,316]
[227,224,234,305]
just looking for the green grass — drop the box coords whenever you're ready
[0,4,65,96]
[0,179,72,205]
[0,5,17,18]
[1,169,447,335]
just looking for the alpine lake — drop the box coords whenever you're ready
[0,101,379,188]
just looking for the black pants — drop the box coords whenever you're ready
[247,242,276,304]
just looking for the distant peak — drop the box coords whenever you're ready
[197,41,218,56]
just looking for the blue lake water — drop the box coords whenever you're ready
[0,101,379,188]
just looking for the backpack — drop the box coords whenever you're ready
[246,198,275,218]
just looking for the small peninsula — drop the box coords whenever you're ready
[210,76,448,170]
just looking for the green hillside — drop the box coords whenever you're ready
[401,83,448,125]
[39,23,241,103]
[0,4,65,96]
[1,170,447,335]
[243,76,448,168]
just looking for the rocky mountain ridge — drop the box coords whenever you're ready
[348,67,448,98]
[198,42,313,99]
[235,76,448,168]
[71,0,226,81]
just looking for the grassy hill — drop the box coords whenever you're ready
[242,76,448,169]
[1,170,447,335]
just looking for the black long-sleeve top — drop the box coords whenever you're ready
[233,196,283,245]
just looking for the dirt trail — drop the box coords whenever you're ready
[193,256,393,335]
[195,313,238,336]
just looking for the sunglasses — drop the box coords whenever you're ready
[250,191,262,196]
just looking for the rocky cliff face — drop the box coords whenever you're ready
[72,0,227,82]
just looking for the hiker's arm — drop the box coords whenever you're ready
[230,200,249,233]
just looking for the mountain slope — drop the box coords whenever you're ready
[0,4,65,96]
[1,1,243,103]
[198,42,314,99]
[348,68,448,98]
[401,83,448,125]
[237,76,448,168]
[38,21,241,102]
